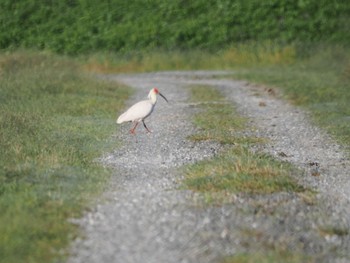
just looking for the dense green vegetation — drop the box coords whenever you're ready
[0,52,131,263]
[1,0,349,54]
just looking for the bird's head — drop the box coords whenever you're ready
[153,88,159,94]
[149,88,168,104]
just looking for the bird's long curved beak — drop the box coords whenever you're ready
[159,92,168,103]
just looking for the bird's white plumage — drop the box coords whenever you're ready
[117,100,154,124]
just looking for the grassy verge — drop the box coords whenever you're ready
[233,45,350,148]
[183,85,306,198]
[0,51,131,263]
[81,42,295,73]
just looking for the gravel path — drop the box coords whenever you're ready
[68,71,350,263]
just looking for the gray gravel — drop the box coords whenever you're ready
[68,71,350,263]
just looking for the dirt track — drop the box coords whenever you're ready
[68,71,350,263]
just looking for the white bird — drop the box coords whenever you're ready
[116,88,168,134]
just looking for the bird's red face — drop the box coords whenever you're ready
[153,87,168,103]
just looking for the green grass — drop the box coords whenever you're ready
[318,225,349,237]
[222,251,314,263]
[188,85,246,145]
[183,85,305,197]
[184,147,304,195]
[234,45,350,148]
[82,42,296,73]
[0,51,131,263]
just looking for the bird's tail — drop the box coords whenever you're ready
[116,112,126,124]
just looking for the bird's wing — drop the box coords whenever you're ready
[116,100,153,124]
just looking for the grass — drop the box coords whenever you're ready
[81,41,296,73]
[234,45,350,148]
[187,85,246,145]
[183,85,305,197]
[222,251,314,263]
[184,147,305,195]
[318,225,349,237]
[0,51,131,263]
[3,42,347,262]
[185,85,315,263]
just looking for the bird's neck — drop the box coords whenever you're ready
[148,92,157,105]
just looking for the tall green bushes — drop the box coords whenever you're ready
[0,0,349,54]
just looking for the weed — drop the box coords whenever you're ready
[187,85,246,145]
[0,51,131,263]
[183,147,304,195]
[82,43,297,73]
[183,85,305,197]
[318,226,349,237]
[222,251,314,263]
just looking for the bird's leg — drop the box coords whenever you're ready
[130,122,139,134]
[142,120,152,133]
